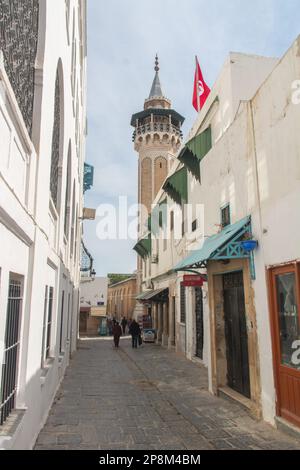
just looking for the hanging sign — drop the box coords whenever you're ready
[182,275,204,287]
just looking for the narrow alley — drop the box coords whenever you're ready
[35,339,299,451]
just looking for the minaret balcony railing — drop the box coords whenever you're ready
[133,123,183,141]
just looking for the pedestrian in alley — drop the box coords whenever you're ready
[107,318,113,336]
[112,321,122,348]
[129,319,141,349]
[121,316,127,335]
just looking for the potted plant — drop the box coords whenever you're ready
[241,232,258,252]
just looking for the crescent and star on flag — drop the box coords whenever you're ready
[193,56,211,113]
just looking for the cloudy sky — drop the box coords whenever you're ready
[84,0,299,276]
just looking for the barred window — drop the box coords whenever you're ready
[64,145,72,237]
[70,183,76,257]
[45,287,54,360]
[50,69,61,207]
[221,204,231,228]
[1,276,22,425]
[59,291,65,354]
[41,286,48,366]
[66,293,71,342]
[0,0,39,135]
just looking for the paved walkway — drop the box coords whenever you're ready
[35,338,300,450]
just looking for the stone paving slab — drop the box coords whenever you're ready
[35,338,300,450]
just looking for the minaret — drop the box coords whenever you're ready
[131,56,185,292]
[132,55,185,226]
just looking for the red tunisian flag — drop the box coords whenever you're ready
[192,56,211,112]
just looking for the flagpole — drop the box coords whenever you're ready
[195,55,200,112]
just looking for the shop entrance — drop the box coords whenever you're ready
[195,287,204,359]
[268,264,300,428]
[223,271,251,398]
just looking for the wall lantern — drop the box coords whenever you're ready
[241,240,258,252]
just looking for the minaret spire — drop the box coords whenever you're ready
[149,54,163,98]
[154,54,159,72]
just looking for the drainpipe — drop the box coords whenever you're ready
[249,101,264,238]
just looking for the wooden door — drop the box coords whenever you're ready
[223,271,251,398]
[268,264,300,427]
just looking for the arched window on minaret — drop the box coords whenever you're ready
[154,156,168,197]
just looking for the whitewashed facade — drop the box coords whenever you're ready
[137,36,300,429]
[0,0,87,449]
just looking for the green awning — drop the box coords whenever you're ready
[133,241,147,258]
[140,234,151,255]
[174,216,251,270]
[136,288,168,301]
[133,234,152,259]
[163,167,187,205]
[178,126,212,181]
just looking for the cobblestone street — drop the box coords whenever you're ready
[35,338,300,450]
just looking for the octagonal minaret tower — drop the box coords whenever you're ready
[131,55,185,230]
[131,56,185,295]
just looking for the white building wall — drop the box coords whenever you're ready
[142,37,300,427]
[80,277,109,307]
[249,36,300,425]
[0,0,87,449]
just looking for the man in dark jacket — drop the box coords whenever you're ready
[129,320,141,349]
[112,322,122,348]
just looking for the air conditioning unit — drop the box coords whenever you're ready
[151,254,159,264]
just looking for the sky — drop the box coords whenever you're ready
[85,0,300,276]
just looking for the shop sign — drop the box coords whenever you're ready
[182,275,204,287]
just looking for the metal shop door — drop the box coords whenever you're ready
[223,271,251,398]
[195,287,204,360]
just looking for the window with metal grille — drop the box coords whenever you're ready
[66,293,71,342]
[0,1,39,135]
[180,283,186,324]
[50,69,61,207]
[45,287,54,360]
[59,291,65,354]
[41,286,48,367]
[221,204,231,228]
[0,277,22,425]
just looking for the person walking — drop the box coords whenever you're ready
[107,318,113,336]
[129,319,141,349]
[112,321,122,348]
[121,316,127,335]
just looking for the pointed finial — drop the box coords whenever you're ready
[154,54,159,72]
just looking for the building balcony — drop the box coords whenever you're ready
[132,123,183,142]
